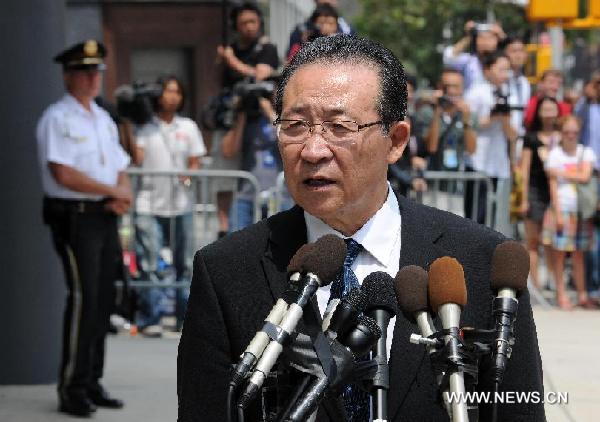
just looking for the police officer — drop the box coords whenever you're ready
[37,40,130,417]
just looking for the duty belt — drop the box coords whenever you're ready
[44,196,109,214]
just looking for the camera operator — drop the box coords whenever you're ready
[218,2,279,88]
[421,68,477,172]
[213,2,279,236]
[443,20,506,90]
[287,3,339,62]
[221,90,281,231]
[133,75,207,335]
[464,51,517,236]
[286,0,354,59]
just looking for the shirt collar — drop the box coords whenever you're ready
[63,93,101,117]
[304,184,401,266]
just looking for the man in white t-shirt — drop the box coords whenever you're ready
[134,76,206,334]
[465,51,517,236]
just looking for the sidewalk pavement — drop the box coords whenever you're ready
[0,306,598,421]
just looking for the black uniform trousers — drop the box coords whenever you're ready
[43,197,121,399]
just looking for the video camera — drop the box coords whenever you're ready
[201,78,276,131]
[114,82,163,126]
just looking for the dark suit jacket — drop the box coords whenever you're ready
[178,195,545,421]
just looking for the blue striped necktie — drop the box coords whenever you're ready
[328,238,370,422]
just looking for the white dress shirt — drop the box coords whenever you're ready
[304,185,401,359]
[36,94,130,200]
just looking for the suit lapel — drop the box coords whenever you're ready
[388,195,448,421]
[261,205,307,302]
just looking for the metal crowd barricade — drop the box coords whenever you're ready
[413,170,496,228]
[120,168,261,290]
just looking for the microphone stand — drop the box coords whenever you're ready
[370,309,390,421]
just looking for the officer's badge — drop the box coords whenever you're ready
[84,40,98,57]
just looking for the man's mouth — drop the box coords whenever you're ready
[303,177,336,188]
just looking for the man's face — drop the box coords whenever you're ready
[485,57,510,87]
[314,16,338,37]
[476,31,498,54]
[278,62,408,226]
[64,68,102,99]
[158,80,183,113]
[542,75,563,98]
[505,41,527,69]
[441,72,464,99]
[236,10,261,42]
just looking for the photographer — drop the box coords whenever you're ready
[286,0,354,58]
[133,75,207,335]
[443,20,506,90]
[464,51,517,236]
[218,2,279,88]
[287,3,339,62]
[213,2,279,236]
[421,68,477,171]
[221,92,281,231]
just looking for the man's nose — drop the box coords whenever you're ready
[300,131,334,164]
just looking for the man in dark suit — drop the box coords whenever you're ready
[178,35,545,421]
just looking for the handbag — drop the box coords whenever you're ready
[576,146,598,220]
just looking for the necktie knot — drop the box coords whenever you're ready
[344,238,362,267]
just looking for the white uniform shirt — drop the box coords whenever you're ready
[135,115,207,216]
[305,185,401,359]
[465,80,511,179]
[36,94,130,200]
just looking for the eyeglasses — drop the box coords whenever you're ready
[562,130,580,135]
[273,118,384,145]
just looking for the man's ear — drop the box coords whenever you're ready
[387,119,410,164]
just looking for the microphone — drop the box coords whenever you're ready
[286,314,382,422]
[230,243,314,387]
[238,235,346,407]
[395,265,437,350]
[323,287,368,338]
[489,241,529,386]
[429,256,469,422]
[361,271,398,422]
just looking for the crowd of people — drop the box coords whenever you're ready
[129,1,600,336]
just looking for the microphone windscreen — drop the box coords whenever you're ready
[302,234,346,286]
[287,243,315,275]
[356,314,382,340]
[395,265,429,315]
[362,271,397,316]
[344,287,368,313]
[491,240,529,292]
[428,256,467,313]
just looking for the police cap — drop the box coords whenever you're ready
[54,40,107,71]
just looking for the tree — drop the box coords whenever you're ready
[353,0,528,85]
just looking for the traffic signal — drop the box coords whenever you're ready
[527,0,578,21]
[524,44,552,85]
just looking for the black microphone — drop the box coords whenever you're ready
[230,243,314,388]
[361,271,398,422]
[238,235,346,407]
[489,241,529,386]
[286,314,382,422]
